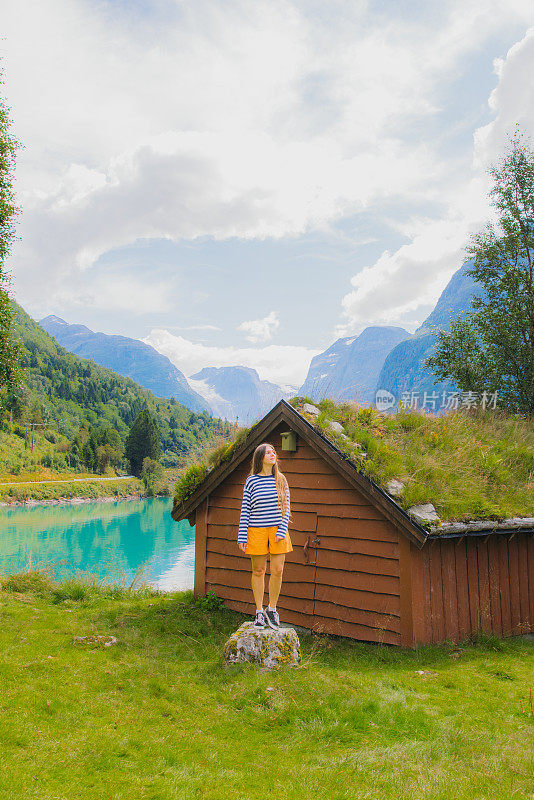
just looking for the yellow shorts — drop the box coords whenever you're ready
[245,526,293,556]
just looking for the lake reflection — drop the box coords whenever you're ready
[0,497,195,591]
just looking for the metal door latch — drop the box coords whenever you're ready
[303,535,320,565]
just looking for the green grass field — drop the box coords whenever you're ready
[1,567,533,800]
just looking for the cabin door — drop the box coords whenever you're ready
[301,514,402,644]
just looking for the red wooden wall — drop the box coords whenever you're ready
[404,533,534,646]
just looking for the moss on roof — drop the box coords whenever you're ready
[173,396,534,529]
[291,396,534,527]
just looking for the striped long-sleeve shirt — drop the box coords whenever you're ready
[237,473,290,544]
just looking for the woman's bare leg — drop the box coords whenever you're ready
[268,553,286,608]
[250,554,267,610]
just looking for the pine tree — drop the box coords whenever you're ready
[125,409,161,476]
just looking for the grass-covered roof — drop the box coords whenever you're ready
[173,396,534,532]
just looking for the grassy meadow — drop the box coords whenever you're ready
[0,567,533,800]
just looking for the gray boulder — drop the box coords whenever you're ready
[223,621,301,669]
[385,479,405,497]
[329,420,345,434]
[407,503,441,524]
[302,402,320,416]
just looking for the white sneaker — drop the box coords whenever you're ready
[253,610,266,629]
[264,607,280,629]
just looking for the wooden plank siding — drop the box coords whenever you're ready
[192,418,534,647]
[406,533,534,646]
[200,423,402,645]
[193,497,207,598]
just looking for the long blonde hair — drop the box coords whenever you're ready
[246,442,291,519]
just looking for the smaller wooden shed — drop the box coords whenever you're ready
[171,399,534,648]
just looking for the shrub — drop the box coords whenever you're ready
[52,582,88,603]
[40,452,67,470]
[1,568,55,597]
[193,590,225,612]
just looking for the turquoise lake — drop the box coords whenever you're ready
[0,497,195,591]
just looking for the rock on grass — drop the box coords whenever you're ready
[223,621,301,669]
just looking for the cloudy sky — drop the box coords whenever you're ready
[2,0,534,389]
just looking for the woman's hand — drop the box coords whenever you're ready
[274,534,284,542]
[238,542,247,552]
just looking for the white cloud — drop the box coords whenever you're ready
[4,0,534,317]
[336,207,488,337]
[474,26,534,165]
[237,310,280,343]
[143,328,318,388]
[56,272,173,315]
[336,22,534,338]
[160,324,222,332]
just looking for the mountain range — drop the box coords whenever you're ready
[297,259,485,411]
[374,259,485,411]
[39,258,485,420]
[38,316,294,425]
[188,366,294,425]
[299,325,410,405]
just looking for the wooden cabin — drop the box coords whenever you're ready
[171,399,534,648]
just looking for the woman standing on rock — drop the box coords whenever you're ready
[237,442,292,630]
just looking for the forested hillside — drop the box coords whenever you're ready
[2,301,233,468]
[39,315,210,413]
